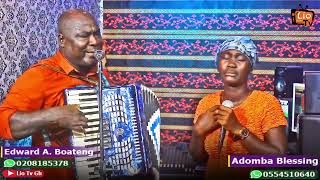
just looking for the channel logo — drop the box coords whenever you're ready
[2,170,17,178]
[291,4,315,27]
[2,170,44,178]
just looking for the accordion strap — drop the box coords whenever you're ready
[37,63,99,85]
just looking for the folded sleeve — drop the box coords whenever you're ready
[0,67,45,140]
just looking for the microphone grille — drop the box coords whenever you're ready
[94,50,105,62]
[222,100,234,108]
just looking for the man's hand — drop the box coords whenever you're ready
[49,105,88,133]
[10,105,88,139]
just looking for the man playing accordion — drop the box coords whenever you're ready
[0,9,110,179]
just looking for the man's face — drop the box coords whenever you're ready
[59,15,102,71]
[218,49,251,86]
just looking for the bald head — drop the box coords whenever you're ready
[58,9,97,35]
[57,9,102,74]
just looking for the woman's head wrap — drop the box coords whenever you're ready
[215,36,258,68]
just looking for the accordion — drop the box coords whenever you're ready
[64,84,161,180]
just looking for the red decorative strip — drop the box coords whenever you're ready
[105,40,320,58]
[159,97,200,113]
[104,13,319,31]
[108,71,274,90]
[161,129,192,143]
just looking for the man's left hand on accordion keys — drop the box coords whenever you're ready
[51,105,89,134]
[9,105,88,139]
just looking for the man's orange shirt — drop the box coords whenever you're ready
[0,51,107,179]
[193,90,288,169]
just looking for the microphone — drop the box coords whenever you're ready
[217,100,234,156]
[94,50,105,62]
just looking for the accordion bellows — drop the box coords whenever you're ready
[64,84,161,179]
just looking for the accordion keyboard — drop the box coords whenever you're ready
[65,88,102,180]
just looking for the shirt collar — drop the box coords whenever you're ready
[55,51,97,77]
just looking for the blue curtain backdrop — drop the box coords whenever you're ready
[103,0,320,144]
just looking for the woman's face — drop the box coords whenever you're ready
[218,49,251,86]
